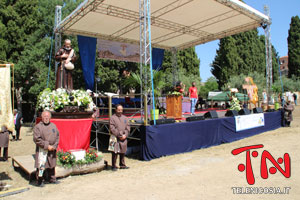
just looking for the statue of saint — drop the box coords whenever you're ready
[55,39,76,90]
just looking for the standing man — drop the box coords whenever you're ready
[283,100,295,127]
[109,104,130,171]
[293,93,297,106]
[13,109,22,141]
[0,125,9,161]
[33,111,60,186]
[55,39,76,90]
[188,82,198,116]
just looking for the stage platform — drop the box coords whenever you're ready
[90,111,282,161]
[140,111,282,160]
[90,110,227,150]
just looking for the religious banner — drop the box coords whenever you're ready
[235,113,265,132]
[97,39,140,63]
[0,65,15,132]
[242,77,258,105]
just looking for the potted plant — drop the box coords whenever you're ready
[124,69,165,120]
[271,85,281,110]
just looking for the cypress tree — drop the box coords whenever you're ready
[211,29,279,88]
[288,15,300,78]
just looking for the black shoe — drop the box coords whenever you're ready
[119,166,130,169]
[49,180,60,184]
[111,167,118,171]
[33,182,45,187]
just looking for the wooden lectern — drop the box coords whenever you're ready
[166,95,182,118]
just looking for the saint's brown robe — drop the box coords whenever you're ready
[0,126,9,148]
[33,122,59,169]
[109,114,130,154]
[55,47,76,90]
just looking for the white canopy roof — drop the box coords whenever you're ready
[56,0,270,50]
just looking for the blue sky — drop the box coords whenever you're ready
[195,0,300,82]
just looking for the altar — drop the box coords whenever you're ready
[36,117,93,151]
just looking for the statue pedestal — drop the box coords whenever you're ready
[166,95,182,118]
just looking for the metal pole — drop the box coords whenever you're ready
[264,5,272,104]
[54,6,62,76]
[95,82,98,151]
[139,0,144,122]
[172,47,178,86]
[146,0,156,124]
[108,96,112,118]
[144,94,148,125]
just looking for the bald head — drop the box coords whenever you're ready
[115,104,123,117]
[64,39,71,50]
[41,110,51,125]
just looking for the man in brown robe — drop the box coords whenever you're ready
[55,39,76,90]
[109,104,130,171]
[33,111,60,186]
[0,125,9,161]
[283,100,294,127]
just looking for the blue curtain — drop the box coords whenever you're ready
[77,35,97,90]
[152,48,164,70]
[77,37,163,89]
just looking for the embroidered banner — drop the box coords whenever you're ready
[0,65,14,131]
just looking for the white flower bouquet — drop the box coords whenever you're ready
[37,88,93,112]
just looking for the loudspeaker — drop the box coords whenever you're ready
[253,107,263,113]
[204,110,218,119]
[186,115,205,122]
[238,108,251,115]
[150,118,175,125]
[225,110,239,117]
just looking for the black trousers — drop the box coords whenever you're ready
[0,147,8,160]
[16,128,20,140]
[36,168,56,184]
[112,152,126,168]
[285,120,291,127]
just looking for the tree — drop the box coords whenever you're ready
[273,75,300,93]
[95,59,139,93]
[199,77,218,98]
[288,15,300,78]
[0,0,40,62]
[0,0,84,108]
[211,29,279,88]
[223,71,271,100]
[161,47,201,93]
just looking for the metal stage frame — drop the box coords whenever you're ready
[90,119,143,151]
[53,0,273,149]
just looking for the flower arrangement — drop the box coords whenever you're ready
[57,148,102,168]
[57,151,76,168]
[37,88,94,111]
[84,148,100,164]
[230,95,241,111]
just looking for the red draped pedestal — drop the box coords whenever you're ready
[36,118,93,151]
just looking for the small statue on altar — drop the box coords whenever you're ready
[55,39,76,90]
